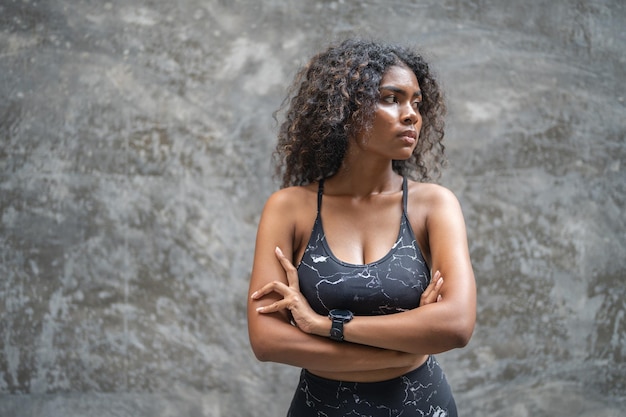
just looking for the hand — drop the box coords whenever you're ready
[251,247,325,335]
[420,270,444,306]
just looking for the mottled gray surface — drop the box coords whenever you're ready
[1,0,625,416]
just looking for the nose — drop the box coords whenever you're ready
[402,102,419,125]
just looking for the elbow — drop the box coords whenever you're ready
[451,318,475,348]
[453,329,472,348]
[251,345,270,362]
[249,326,290,363]
[250,335,274,362]
[248,313,294,363]
[253,350,272,363]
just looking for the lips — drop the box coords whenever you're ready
[399,130,417,140]
[398,129,417,146]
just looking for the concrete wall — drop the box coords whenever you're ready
[1,0,624,416]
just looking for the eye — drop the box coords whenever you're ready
[382,94,398,104]
[412,96,423,110]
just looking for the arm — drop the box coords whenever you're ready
[247,189,425,372]
[273,185,475,355]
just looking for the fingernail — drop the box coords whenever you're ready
[256,306,264,312]
[275,246,283,255]
[251,291,258,299]
[437,277,444,285]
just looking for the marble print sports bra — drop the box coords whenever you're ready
[297,177,431,316]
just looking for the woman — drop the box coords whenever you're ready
[247,38,476,417]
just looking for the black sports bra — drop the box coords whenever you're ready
[297,177,431,316]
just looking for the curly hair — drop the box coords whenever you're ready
[274,38,446,188]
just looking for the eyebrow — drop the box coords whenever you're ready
[379,85,422,98]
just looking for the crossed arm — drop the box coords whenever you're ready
[246,185,476,373]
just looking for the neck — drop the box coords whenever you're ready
[327,154,402,197]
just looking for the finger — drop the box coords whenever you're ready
[435,276,444,291]
[430,275,444,299]
[422,270,440,298]
[275,246,300,291]
[420,286,437,305]
[432,276,444,303]
[250,280,289,300]
[420,271,444,305]
[256,299,289,314]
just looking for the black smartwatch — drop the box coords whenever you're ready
[328,309,354,342]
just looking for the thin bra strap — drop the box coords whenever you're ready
[317,179,325,213]
[402,176,408,214]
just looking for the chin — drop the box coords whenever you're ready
[394,153,414,161]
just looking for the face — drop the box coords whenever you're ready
[354,65,423,161]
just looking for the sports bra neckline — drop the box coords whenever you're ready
[315,176,414,268]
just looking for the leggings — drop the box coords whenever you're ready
[286,355,457,417]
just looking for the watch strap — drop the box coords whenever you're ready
[328,309,353,342]
[329,318,345,341]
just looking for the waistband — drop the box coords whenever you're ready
[303,355,437,387]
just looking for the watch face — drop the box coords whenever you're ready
[330,309,353,321]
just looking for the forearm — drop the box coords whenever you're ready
[340,303,474,354]
[249,313,419,372]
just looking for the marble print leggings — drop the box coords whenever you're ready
[286,355,457,417]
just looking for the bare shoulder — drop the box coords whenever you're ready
[264,183,318,213]
[260,184,319,232]
[406,180,461,210]
[260,183,319,258]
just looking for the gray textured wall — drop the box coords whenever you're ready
[1,0,625,416]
